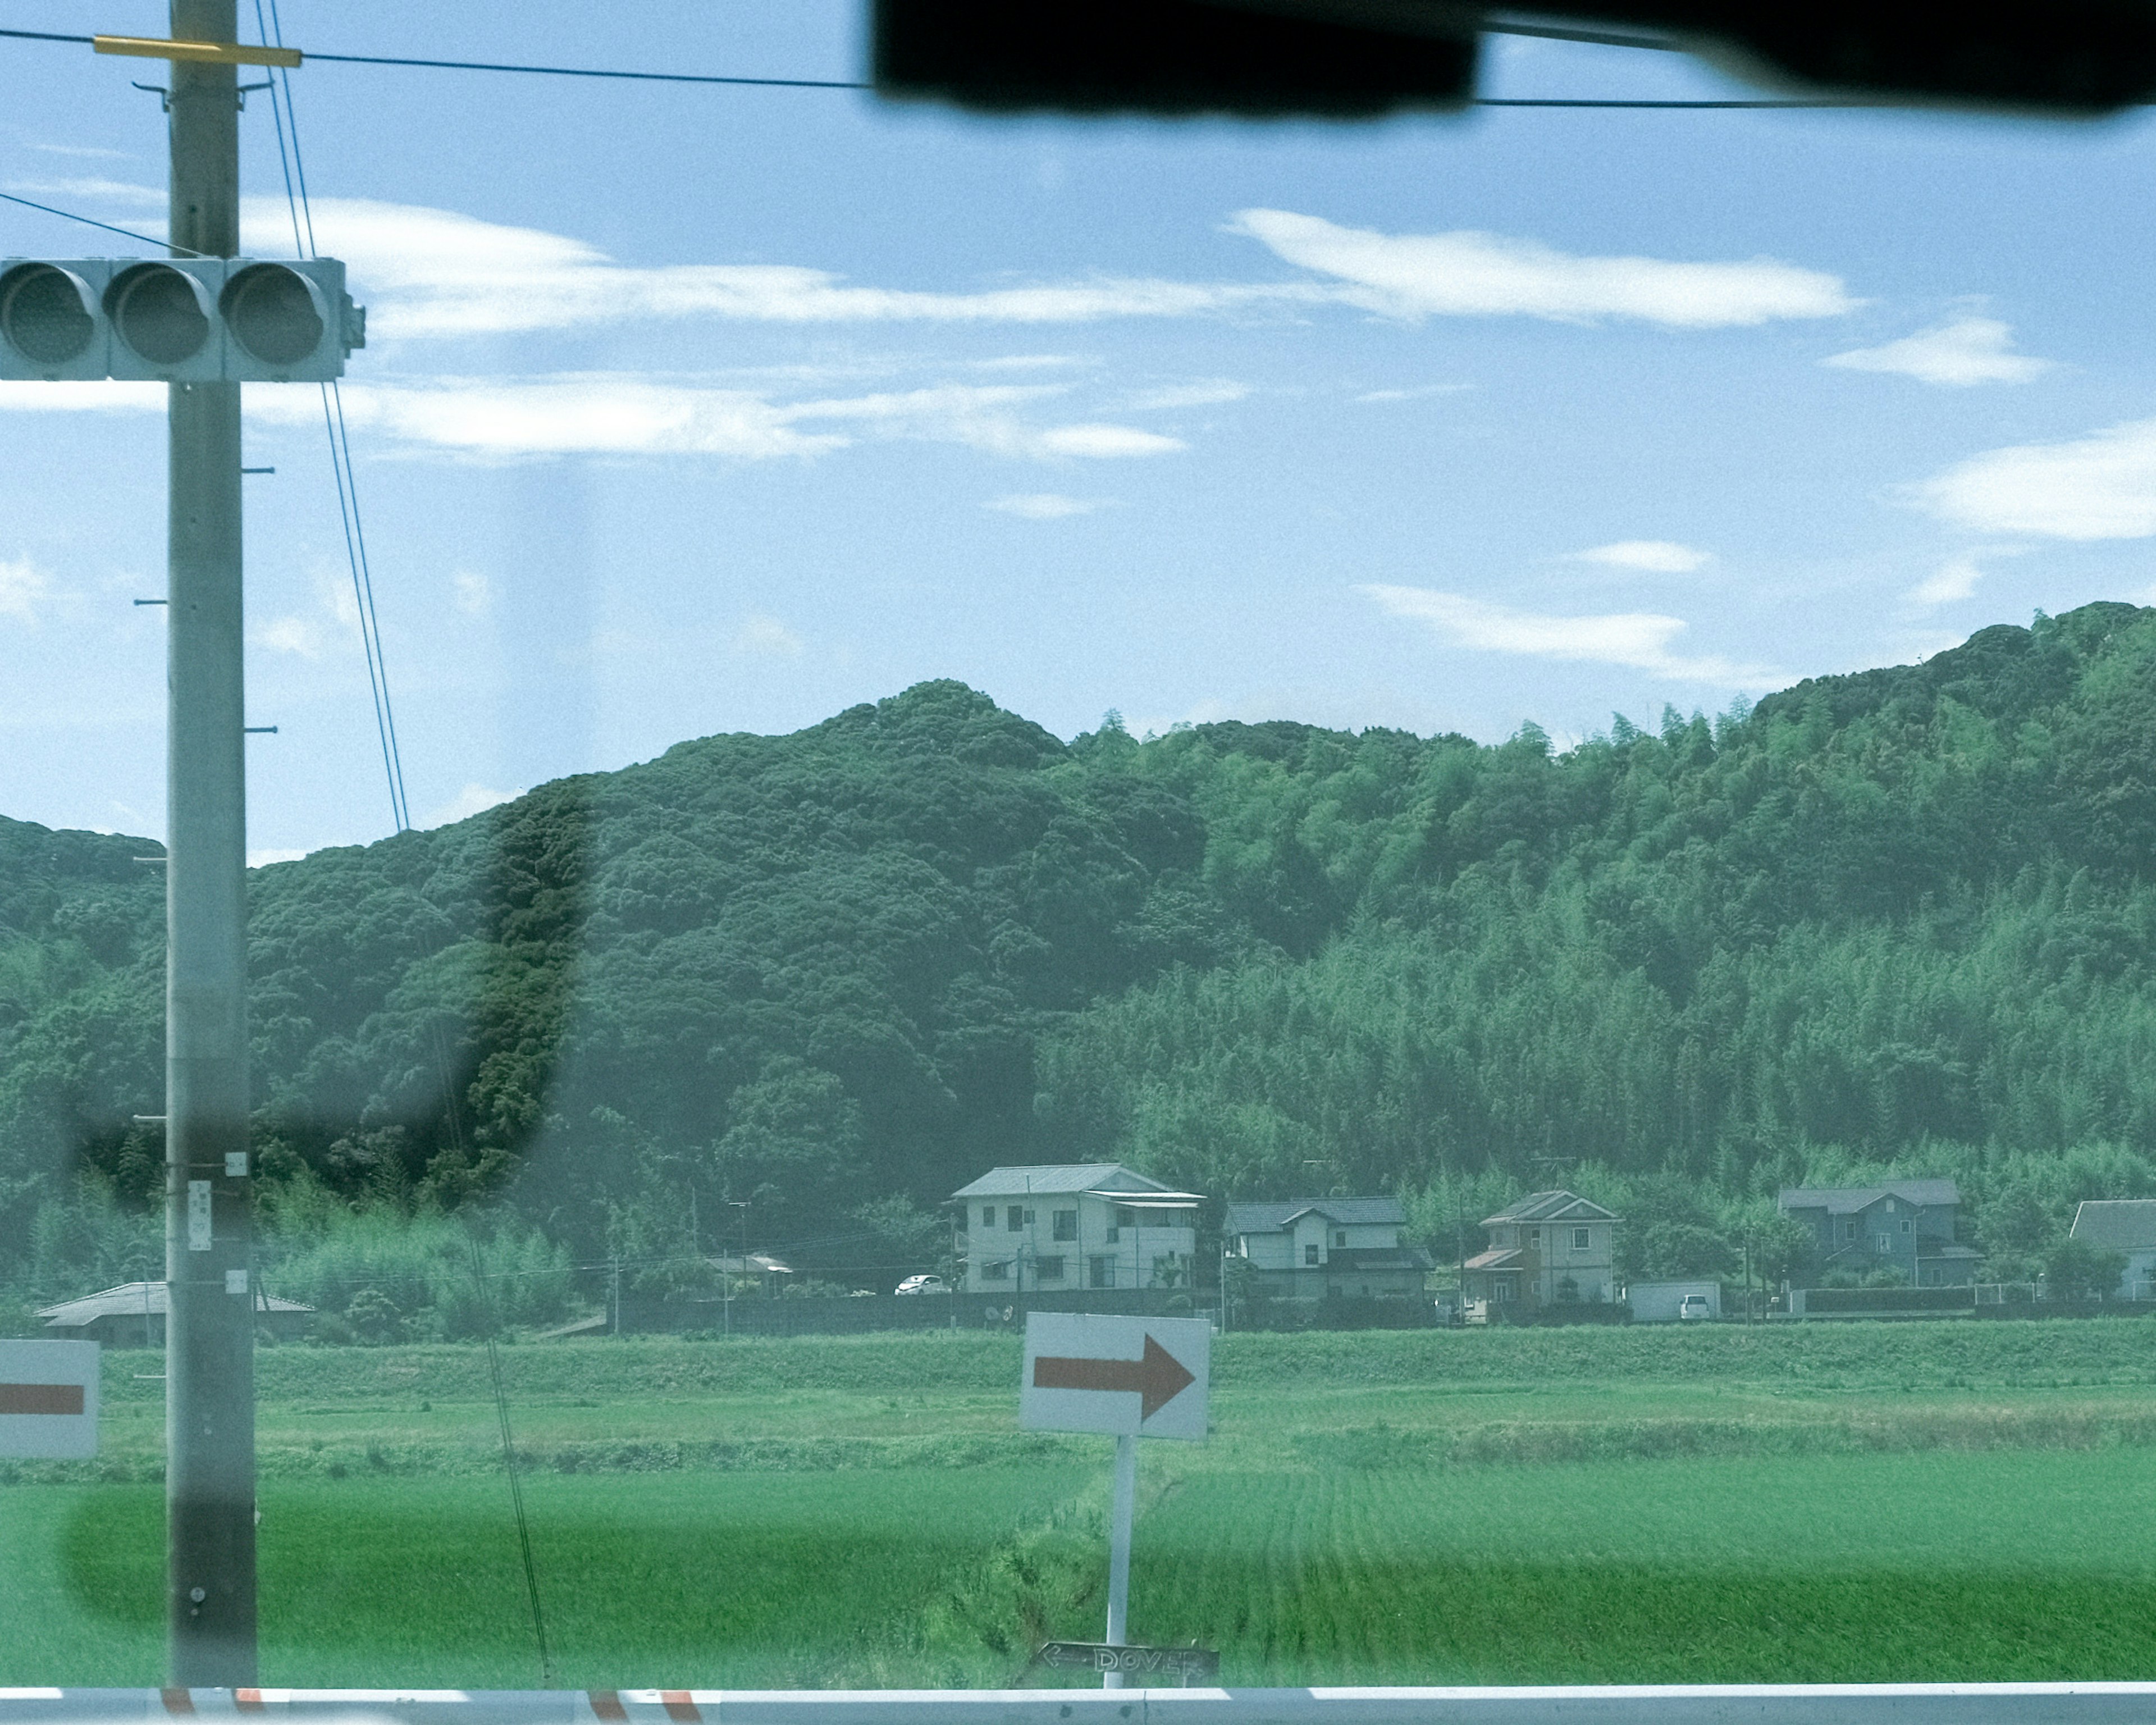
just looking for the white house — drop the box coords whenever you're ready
[951,1163,1202,1294]
[1225,1197,1432,1300]
[2070,1199,2156,1297]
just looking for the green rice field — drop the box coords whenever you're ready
[8,1321,2156,1688]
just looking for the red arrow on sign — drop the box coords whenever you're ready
[0,1384,84,1416]
[1032,1334,1195,1420]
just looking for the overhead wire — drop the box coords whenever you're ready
[254,0,410,834]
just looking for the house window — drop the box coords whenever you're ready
[982,1207,994,1227]
[1024,1208,1036,1225]
[1493,1281,1512,1301]
[1877,1235,1893,1253]
[1334,1230,1347,1248]
[1529,1228,1541,1244]
[1117,1206,1138,1230]
[1900,1220,1912,1234]
[1573,1227,1591,1249]
[982,1259,1009,1281]
[1305,1243,1320,1266]
[1007,1206,1024,1232]
[1846,1221,1858,1239]
[1089,1255,1114,1288]
[1036,1256,1065,1281]
[1053,1210,1077,1242]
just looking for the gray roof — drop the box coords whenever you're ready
[1226,1197,1406,1234]
[1482,1190,1620,1225]
[950,1163,1180,1200]
[38,1280,314,1325]
[2072,1200,2156,1249]
[1779,1180,1960,1215]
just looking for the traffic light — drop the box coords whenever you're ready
[0,257,362,382]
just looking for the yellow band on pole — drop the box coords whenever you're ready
[93,34,303,69]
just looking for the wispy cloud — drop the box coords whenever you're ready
[4,176,163,206]
[1356,384,1472,403]
[0,556,53,621]
[1230,209,1854,328]
[1125,380,1249,410]
[419,784,524,829]
[985,493,1105,519]
[247,847,309,868]
[453,570,492,615]
[1570,540,1713,574]
[254,615,322,658]
[1913,417,2156,540]
[1907,556,1984,607]
[1363,584,1780,686]
[1826,316,2051,386]
[733,613,803,658]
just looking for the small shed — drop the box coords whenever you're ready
[1627,1280,1721,1323]
[38,1281,316,1347]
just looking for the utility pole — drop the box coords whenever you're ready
[164,0,255,1685]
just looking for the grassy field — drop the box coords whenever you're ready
[8,1321,2156,1687]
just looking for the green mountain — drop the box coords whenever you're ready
[11,601,2156,1283]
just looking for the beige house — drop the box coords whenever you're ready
[951,1163,1202,1294]
[1462,1190,1619,1316]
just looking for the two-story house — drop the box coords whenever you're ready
[1778,1180,1979,1287]
[1225,1197,1433,1301]
[950,1163,1202,1294]
[1461,1190,1619,1314]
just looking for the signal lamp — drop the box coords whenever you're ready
[106,263,217,373]
[221,263,326,371]
[0,263,99,368]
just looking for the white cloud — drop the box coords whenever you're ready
[1914,417,2156,540]
[33,143,132,160]
[0,381,162,413]
[985,493,1104,519]
[1125,380,1249,410]
[0,556,53,621]
[1031,423,1181,458]
[1907,556,1984,607]
[419,784,524,829]
[1826,317,2051,387]
[1570,540,1714,574]
[1362,584,1780,686]
[452,570,493,615]
[1356,384,1472,403]
[734,613,803,658]
[247,847,309,868]
[1229,209,1854,328]
[254,615,322,657]
[264,198,1316,341]
[4,176,163,206]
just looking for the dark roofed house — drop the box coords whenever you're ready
[39,1280,315,1348]
[1462,1191,1619,1318]
[1226,1197,1432,1302]
[2070,1200,2156,1298]
[1778,1180,1979,1287]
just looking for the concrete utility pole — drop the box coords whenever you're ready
[164,0,256,1684]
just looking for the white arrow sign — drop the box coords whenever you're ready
[1021,1313,1209,1442]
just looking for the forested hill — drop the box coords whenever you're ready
[10,600,2156,1276]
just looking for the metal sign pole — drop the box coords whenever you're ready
[1102,1431,1137,1689]
[165,0,257,1685]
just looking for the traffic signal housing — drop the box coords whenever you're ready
[0,257,361,382]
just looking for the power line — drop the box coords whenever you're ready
[0,188,208,255]
[0,24,1924,106]
[254,0,412,834]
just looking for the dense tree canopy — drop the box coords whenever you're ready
[11,602,2156,1287]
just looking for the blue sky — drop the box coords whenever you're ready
[6,1,2156,859]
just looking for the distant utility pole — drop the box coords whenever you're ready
[165,0,255,1683]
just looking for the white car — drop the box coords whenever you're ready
[1678,1293,1711,1321]
[894,1274,951,1296]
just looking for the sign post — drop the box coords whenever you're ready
[1020,1313,1209,1688]
[0,1340,99,1461]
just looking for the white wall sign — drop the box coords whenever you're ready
[1020,1312,1209,1442]
[0,1340,99,1459]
